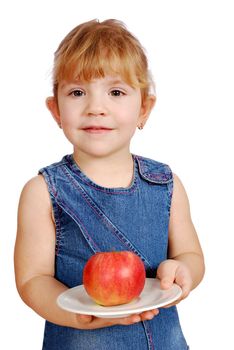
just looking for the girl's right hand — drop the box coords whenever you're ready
[74,309,159,329]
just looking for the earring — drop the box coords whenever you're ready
[138,123,144,130]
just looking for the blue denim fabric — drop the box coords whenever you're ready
[39,154,189,350]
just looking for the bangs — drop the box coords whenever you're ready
[55,48,146,88]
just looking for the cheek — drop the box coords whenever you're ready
[120,106,141,127]
[59,106,77,126]
[118,117,139,140]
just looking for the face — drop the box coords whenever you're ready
[47,75,155,159]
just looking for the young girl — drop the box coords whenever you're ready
[14,19,205,349]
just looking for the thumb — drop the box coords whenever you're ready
[156,260,178,290]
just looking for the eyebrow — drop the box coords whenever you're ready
[60,77,131,91]
[106,78,127,85]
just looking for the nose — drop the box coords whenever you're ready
[85,93,107,117]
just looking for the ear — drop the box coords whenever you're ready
[138,95,156,129]
[46,97,61,128]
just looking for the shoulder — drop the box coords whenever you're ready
[18,175,52,217]
[171,173,191,216]
[172,174,189,199]
[20,175,49,199]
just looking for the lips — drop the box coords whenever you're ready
[81,126,113,134]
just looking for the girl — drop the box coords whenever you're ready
[14,19,205,349]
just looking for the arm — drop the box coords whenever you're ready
[157,174,205,300]
[14,176,158,329]
[14,175,79,327]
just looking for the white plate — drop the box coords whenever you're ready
[57,278,182,318]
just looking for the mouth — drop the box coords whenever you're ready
[81,126,113,134]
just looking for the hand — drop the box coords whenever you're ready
[156,259,193,307]
[74,309,159,329]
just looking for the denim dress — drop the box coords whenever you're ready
[39,154,189,350]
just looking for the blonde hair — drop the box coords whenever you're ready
[52,19,154,100]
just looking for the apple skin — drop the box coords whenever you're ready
[83,251,146,306]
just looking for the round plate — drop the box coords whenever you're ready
[57,278,182,318]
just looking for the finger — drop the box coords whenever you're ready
[174,266,192,298]
[76,309,159,329]
[115,314,141,325]
[138,309,159,321]
[177,280,191,299]
[81,314,141,329]
[157,260,178,290]
[102,311,157,327]
[76,314,93,324]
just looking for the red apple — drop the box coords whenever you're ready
[83,251,146,306]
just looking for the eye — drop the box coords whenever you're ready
[69,89,85,97]
[110,89,125,97]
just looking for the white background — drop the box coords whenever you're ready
[0,0,233,349]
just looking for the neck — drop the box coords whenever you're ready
[73,150,134,188]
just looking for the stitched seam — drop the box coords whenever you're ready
[65,203,99,253]
[142,321,155,350]
[48,179,100,254]
[40,171,62,255]
[71,176,138,194]
[166,176,174,217]
[62,166,153,268]
[55,204,62,256]
[66,155,138,195]
[42,171,58,198]
[60,199,100,253]
[135,155,172,184]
